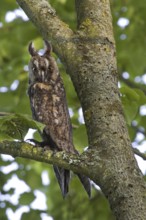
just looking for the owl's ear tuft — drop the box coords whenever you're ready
[28,42,38,57]
[44,40,52,56]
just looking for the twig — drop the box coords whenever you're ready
[133,148,146,160]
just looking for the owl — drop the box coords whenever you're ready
[27,40,91,197]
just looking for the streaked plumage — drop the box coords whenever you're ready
[27,41,91,197]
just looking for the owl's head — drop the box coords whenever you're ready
[28,41,52,84]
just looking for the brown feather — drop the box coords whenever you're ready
[28,41,91,197]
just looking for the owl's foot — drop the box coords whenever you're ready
[26,139,50,149]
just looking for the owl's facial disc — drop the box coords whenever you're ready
[29,56,50,83]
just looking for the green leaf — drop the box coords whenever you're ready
[0,113,45,141]
[122,97,138,125]
[19,192,36,205]
[120,86,139,101]
[0,131,14,141]
[21,210,42,220]
[120,86,146,125]
[138,116,146,128]
[133,89,146,105]
[127,125,137,142]
[120,86,140,125]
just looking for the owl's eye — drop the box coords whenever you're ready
[33,60,39,70]
[32,67,36,71]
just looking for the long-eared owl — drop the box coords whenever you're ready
[27,41,91,197]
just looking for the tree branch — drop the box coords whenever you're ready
[16,0,76,62]
[0,140,98,180]
[133,148,146,160]
[75,0,115,43]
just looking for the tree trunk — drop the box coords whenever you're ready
[69,1,146,219]
[13,0,146,219]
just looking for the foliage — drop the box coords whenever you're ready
[112,0,146,143]
[0,0,146,219]
[0,113,44,141]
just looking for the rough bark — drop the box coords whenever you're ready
[3,0,145,219]
[73,1,146,218]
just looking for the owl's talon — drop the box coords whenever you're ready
[26,139,47,147]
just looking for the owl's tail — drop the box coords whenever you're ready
[53,165,91,198]
[53,165,70,198]
[77,174,91,198]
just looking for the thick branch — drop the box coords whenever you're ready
[75,0,115,43]
[0,141,100,181]
[16,0,76,62]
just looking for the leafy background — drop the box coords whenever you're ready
[0,0,146,219]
